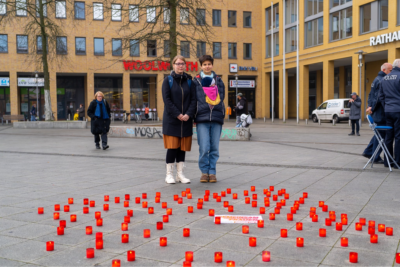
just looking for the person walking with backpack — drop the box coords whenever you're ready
[87,91,111,150]
[162,55,196,184]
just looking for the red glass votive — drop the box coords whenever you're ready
[185,251,193,262]
[341,213,347,219]
[60,220,66,228]
[287,213,293,221]
[197,203,202,209]
[275,207,280,214]
[264,201,270,207]
[224,201,229,207]
[262,251,270,262]
[330,214,336,221]
[296,222,303,231]
[142,193,147,199]
[341,237,348,247]
[386,227,393,236]
[242,225,249,234]
[349,252,358,263]
[86,248,94,258]
[221,191,226,197]
[310,207,316,213]
[124,201,129,208]
[291,207,297,214]
[155,197,160,203]
[162,202,167,209]
[173,195,179,201]
[64,205,70,212]
[95,212,101,219]
[104,195,109,202]
[67,198,73,204]
[156,192,161,197]
[70,214,76,222]
[319,201,324,207]
[144,229,151,238]
[244,190,249,196]
[294,203,300,210]
[322,205,328,212]
[127,209,133,217]
[198,198,204,204]
[46,241,54,251]
[299,197,304,204]
[124,216,130,223]
[281,229,287,238]
[96,218,102,226]
[266,191,271,197]
[54,204,60,211]
[336,223,342,231]
[296,237,304,247]
[187,193,192,199]
[186,188,191,194]
[157,222,163,230]
[270,186,274,191]
[86,226,92,235]
[204,195,209,201]
[368,226,375,235]
[160,237,167,246]
[260,207,265,214]
[281,199,286,206]
[83,207,89,214]
[227,261,235,267]
[96,239,103,249]
[312,215,318,222]
[369,220,375,227]
[216,196,221,202]
[183,261,192,266]
[303,192,308,198]
[90,201,95,207]
[228,205,234,212]
[57,226,64,235]
[124,194,130,200]
[284,193,289,199]
[319,228,326,237]
[252,201,257,208]
[370,234,378,243]
[341,217,348,225]
[205,190,210,196]
[103,204,109,211]
[249,237,257,247]
[38,207,44,214]
[360,218,366,225]
[127,250,135,261]
[273,195,278,201]
[245,197,250,204]
[251,186,255,191]
[215,252,223,263]
[163,215,169,222]
[215,217,221,224]
[53,212,60,220]
[378,224,385,232]
[167,208,172,215]
[121,223,128,231]
[121,234,129,243]
[183,228,190,237]
[188,206,193,213]
[257,220,264,228]
[396,253,400,264]
[213,193,218,199]
[278,190,282,196]
[178,198,183,204]
[112,259,120,267]
[269,213,275,220]
[148,207,154,214]
[252,194,257,200]
[83,199,89,205]
[227,188,231,194]
[96,232,102,241]
[209,209,215,216]
[115,197,120,203]
[355,223,362,231]
[182,191,187,197]
[142,201,148,208]
[325,218,332,226]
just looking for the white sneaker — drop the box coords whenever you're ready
[165,163,176,184]
[176,162,191,184]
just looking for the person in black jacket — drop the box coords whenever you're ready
[162,55,196,184]
[193,55,225,183]
[234,93,247,124]
[87,91,111,150]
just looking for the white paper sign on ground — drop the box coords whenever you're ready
[215,215,263,224]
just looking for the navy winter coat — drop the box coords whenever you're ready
[347,96,361,120]
[379,67,400,113]
[368,71,386,124]
[162,71,197,137]
[87,99,111,135]
[193,72,225,125]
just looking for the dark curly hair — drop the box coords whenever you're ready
[199,55,214,66]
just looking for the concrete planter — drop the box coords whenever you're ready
[13,121,87,129]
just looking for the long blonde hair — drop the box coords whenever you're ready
[172,55,186,73]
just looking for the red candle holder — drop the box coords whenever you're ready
[245,197,250,204]
[312,215,318,222]
[95,212,101,219]
[257,220,264,228]
[127,250,135,261]
[262,251,270,262]
[174,195,179,201]
[38,207,44,214]
[266,191,271,197]
[187,193,192,199]
[296,222,303,231]
[115,197,120,203]
[252,201,257,208]
[215,217,221,224]
[46,241,54,251]
[156,192,161,197]
[227,261,235,267]
[148,207,154,214]
[142,202,148,208]
[242,225,249,234]
[274,207,280,214]
[209,209,215,216]
[67,198,73,204]
[273,195,278,201]
[368,226,375,235]
[277,203,282,209]
[53,212,60,220]
[330,214,336,221]
[96,232,102,241]
[359,218,366,225]
[249,237,257,247]
[127,210,133,217]
[287,213,293,221]
[183,261,191,266]
[370,234,378,243]
[322,205,328,212]
[83,199,89,205]
[223,201,229,207]
[368,220,375,227]
[228,205,234,212]
[60,220,66,228]
[319,201,324,207]
[214,252,223,263]
[221,191,226,197]
[396,253,400,264]
[264,201,270,207]
[163,215,169,222]
[125,194,130,200]
[251,186,255,191]
[341,217,348,225]
[244,190,249,196]
[96,218,102,226]
[349,252,358,263]
[121,223,128,231]
[188,206,193,213]
[227,188,231,194]
[121,234,129,243]
[270,186,274,191]
[104,195,109,202]
[124,201,129,208]
[183,228,190,237]
[157,222,163,230]
[281,199,286,206]
[83,207,89,214]
[144,229,150,238]
[319,228,326,237]
[167,208,172,215]
[205,190,210,196]
[355,223,362,231]
[284,193,289,199]
[303,192,308,198]
[90,201,95,207]
[155,197,160,203]
[278,190,282,196]
[186,188,191,194]
[64,205,70,212]
[252,194,257,200]
[260,207,265,214]
[197,203,202,210]
[299,197,304,204]
[103,204,109,211]
[213,193,218,199]
[54,204,60,211]
[198,198,204,204]
[269,213,275,220]
[291,207,297,214]
[162,202,167,209]
[378,224,385,232]
[216,196,221,202]
[325,218,332,226]
[204,195,209,201]
[86,226,92,235]
[296,237,304,247]
[281,229,288,238]
[142,193,147,199]
[310,207,316,213]
[86,248,94,258]
[70,214,76,222]
[134,197,140,204]
[341,237,348,247]
[386,227,393,236]
[185,251,194,262]
[336,223,342,231]
[96,239,103,249]
[178,198,183,204]
[160,237,167,246]
[124,216,130,223]
[57,226,64,235]
[112,259,120,267]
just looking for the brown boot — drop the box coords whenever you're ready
[200,173,209,183]
[209,174,217,183]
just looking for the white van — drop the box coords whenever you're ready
[311,99,350,123]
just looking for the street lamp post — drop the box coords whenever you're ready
[235,74,238,123]
[355,50,366,127]
[35,72,39,121]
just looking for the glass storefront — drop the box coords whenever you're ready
[20,87,44,120]
[130,77,149,120]
[0,87,10,118]
[94,77,123,112]
[57,77,85,120]
[228,76,257,118]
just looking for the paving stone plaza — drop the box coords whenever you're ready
[0,121,399,266]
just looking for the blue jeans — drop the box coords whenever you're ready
[30,115,36,121]
[384,112,400,166]
[197,122,222,175]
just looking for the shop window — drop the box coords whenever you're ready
[93,3,103,20]
[360,0,387,34]
[180,8,189,24]
[244,43,252,59]
[56,36,67,54]
[285,26,297,53]
[36,0,47,17]
[266,4,279,32]
[130,39,139,56]
[129,5,138,22]
[196,9,205,25]
[111,4,121,21]
[147,40,156,57]
[228,10,236,27]
[196,41,206,57]
[266,33,279,57]
[0,0,6,15]
[16,35,28,53]
[331,6,352,41]
[95,77,123,114]
[55,0,66,18]
[16,0,27,16]
[228,42,236,59]
[305,17,323,48]
[181,41,190,58]
[147,6,156,23]
[163,7,170,23]
[75,37,86,55]
[244,12,251,27]
[74,2,84,19]
[164,40,170,57]
[213,42,221,58]
[94,37,104,55]
[0,87,10,117]
[212,10,221,26]
[305,0,323,17]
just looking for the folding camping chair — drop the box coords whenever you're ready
[363,115,400,171]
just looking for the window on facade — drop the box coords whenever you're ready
[16,35,28,53]
[196,9,205,25]
[0,0,6,15]
[37,36,42,53]
[244,12,251,27]
[164,7,170,23]
[266,4,279,31]
[228,43,237,58]
[111,4,121,21]
[332,0,352,8]
[94,38,104,55]
[164,40,170,57]
[16,0,27,16]
[285,27,297,53]
[331,7,352,41]
[56,36,67,54]
[55,0,66,18]
[228,11,236,26]
[129,5,138,22]
[0,34,7,52]
[181,41,190,57]
[130,39,139,56]
[93,3,103,20]
[244,43,252,59]
[360,1,388,34]
[213,42,221,58]
[75,37,86,55]
[112,39,122,56]
[197,41,206,57]
[180,8,189,24]
[213,10,221,26]
[305,17,323,47]
[147,40,156,57]
[306,0,323,17]
[147,6,156,23]
[266,33,279,57]
[36,0,47,17]
[74,2,85,19]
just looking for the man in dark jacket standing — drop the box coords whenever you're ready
[77,104,85,121]
[362,63,392,163]
[234,93,247,124]
[348,92,362,136]
[379,59,400,168]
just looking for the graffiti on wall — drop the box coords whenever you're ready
[109,127,162,138]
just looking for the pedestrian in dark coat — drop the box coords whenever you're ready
[162,55,197,184]
[87,91,111,150]
[77,104,85,121]
[234,93,247,124]
[348,92,362,136]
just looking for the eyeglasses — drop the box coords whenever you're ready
[174,63,186,66]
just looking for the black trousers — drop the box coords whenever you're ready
[166,148,186,164]
[384,112,400,166]
[351,119,360,133]
[94,133,108,146]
